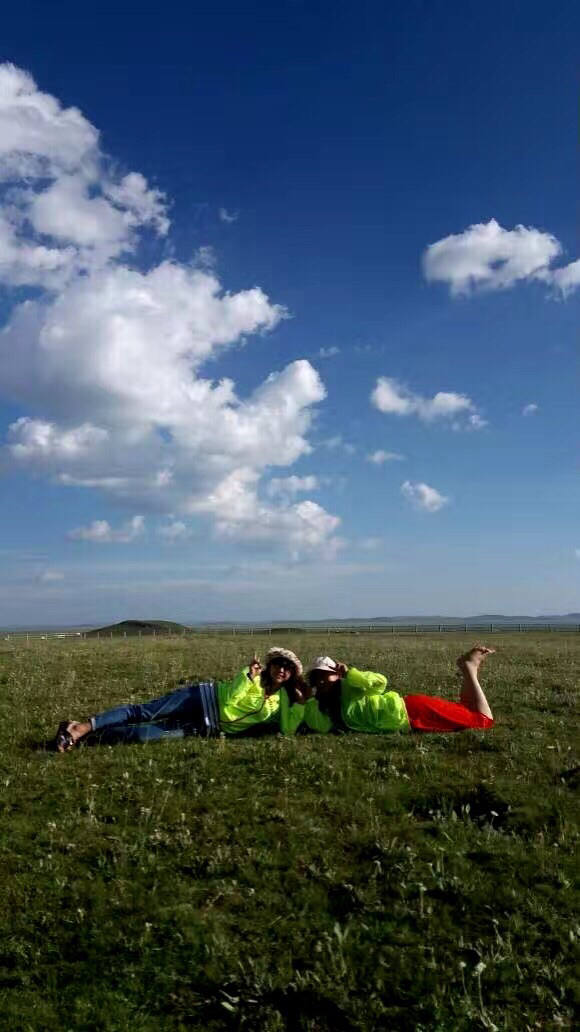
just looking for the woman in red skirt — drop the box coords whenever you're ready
[304,646,495,735]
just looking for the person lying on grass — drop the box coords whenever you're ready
[279,646,496,736]
[55,646,308,751]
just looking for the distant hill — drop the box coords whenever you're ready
[197,614,580,628]
[86,620,190,637]
[2,614,578,634]
[319,614,580,626]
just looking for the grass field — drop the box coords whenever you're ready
[0,633,578,1031]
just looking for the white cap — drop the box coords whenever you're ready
[310,655,338,673]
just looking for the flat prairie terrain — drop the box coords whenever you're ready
[0,633,578,1031]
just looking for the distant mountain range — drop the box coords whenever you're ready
[2,614,579,632]
[312,614,580,626]
[198,614,580,627]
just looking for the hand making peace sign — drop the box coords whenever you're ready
[248,652,262,679]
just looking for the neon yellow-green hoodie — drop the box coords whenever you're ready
[281,668,410,735]
[279,688,334,736]
[277,667,410,735]
[217,667,279,734]
[216,667,408,737]
[341,667,410,733]
[217,669,334,736]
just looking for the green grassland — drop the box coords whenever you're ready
[0,633,578,1031]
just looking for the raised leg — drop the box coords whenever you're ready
[456,645,495,720]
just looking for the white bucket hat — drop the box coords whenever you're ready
[310,656,338,673]
[265,646,303,677]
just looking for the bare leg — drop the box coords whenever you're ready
[456,645,495,720]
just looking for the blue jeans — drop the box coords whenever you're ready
[90,681,214,745]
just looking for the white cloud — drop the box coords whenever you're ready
[196,468,342,559]
[522,403,539,417]
[219,207,238,224]
[68,515,145,543]
[104,172,169,234]
[371,379,414,416]
[466,413,488,430]
[371,377,485,429]
[423,218,580,297]
[0,64,168,288]
[401,480,449,512]
[367,449,405,464]
[317,346,340,359]
[267,475,319,498]
[540,259,580,298]
[0,65,342,558]
[7,419,109,467]
[157,520,191,541]
[0,63,97,174]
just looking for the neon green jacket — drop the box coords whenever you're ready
[341,667,410,734]
[279,688,334,736]
[279,669,410,735]
[217,670,334,736]
[217,667,280,735]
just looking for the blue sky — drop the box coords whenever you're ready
[0,0,578,625]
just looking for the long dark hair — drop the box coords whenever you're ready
[220,659,306,729]
[261,662,307,703]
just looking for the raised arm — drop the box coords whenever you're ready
[220,663,261,709]
[343,666,388,695]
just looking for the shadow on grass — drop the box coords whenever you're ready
[166,983,359,1031]
[23,734,59,753]
[411,783,511,829]
[556,764,580,788]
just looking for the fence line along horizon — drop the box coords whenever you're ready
[2,620,580,640]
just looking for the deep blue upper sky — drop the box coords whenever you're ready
[0,0,578,623]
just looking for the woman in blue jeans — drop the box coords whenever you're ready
[55,646,306,750]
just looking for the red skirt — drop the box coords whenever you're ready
[404,694,493,732]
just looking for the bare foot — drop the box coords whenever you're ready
[457,645,496,675]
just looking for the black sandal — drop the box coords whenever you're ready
[55,721,76,753]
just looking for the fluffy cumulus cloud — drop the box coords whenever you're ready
[522,403,539,417]
[0,65,168,288]
[540,259,580,297]
[401,481,448,512]
[371,377,486,429]
[0,64,341,557]
[267,475,319,498]
[423,219,580,297]
[196,468,342,559]
[68,516,145,543]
